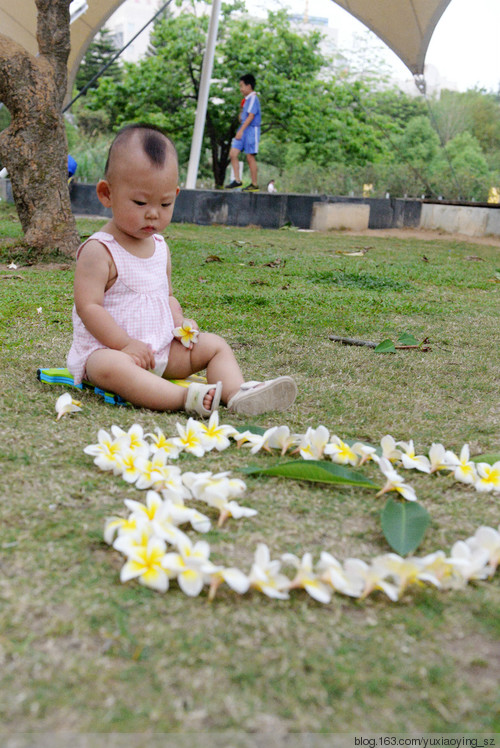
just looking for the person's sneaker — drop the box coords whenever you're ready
[242,183,259,192]
[225,180,242,189]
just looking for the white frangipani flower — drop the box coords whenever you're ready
[316,551,362,597]
[295,425,330,460]
[351,442,378,465]
[173,321,199,348]
[373,553,441,594]
[162,535,215,597]
[281,552,332,603]
[207,567,250,600]
[153,497,211,536]
[84,429,122,472]
[376,457,418,502]
[379,435,402,463]
[55,392,82,420]
[120,536,169,592]
[397,440,431,473]
[115,446,150,484]
[113,519,154,557]
[124,490,164,523]
[428,442,456,473]
[111,424,147,453]
[449,540,491,586]
[445,444,478,485]
[248,544,290,599]
[172,418,206,457]
[343,558,399,601]
[188,471,246,504]
[104,514,140,545]
[198,411,237,452]
[324,436,359,466]
[146,427,182,459]
[475,462,500,493]
[266,425,299,455]
[466,526,500,573]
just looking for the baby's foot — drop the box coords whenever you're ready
[203,387,217,411]
[185,381,222,418]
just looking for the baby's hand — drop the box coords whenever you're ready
[173,320,200,350]
[121,339,155,370]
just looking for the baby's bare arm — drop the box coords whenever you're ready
[74,241,155,370]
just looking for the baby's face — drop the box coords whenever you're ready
[107,146,179,242]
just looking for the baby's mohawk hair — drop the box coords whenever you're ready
[105,123,177,174]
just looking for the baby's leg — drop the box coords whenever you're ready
[86,349,202,411]
[163,333,244,405]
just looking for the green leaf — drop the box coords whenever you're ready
[397,332,418,346]
[374,338,397,354]
[471,453,500,465]
[242,460,377,489]
[381,497,430,556]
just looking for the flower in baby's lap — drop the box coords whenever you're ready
[55,392,82,420]
[173,322,199,348]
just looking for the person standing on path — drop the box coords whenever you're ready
[225,74,261,192]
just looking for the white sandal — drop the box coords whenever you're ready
[185,381,222,418]
[227,377,297,415]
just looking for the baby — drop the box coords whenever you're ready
[67,124,297,417]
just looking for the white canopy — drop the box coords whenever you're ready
[0,0,454,93]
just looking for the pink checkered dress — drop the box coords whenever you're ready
[67,231,175,384]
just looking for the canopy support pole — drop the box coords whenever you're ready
[185,0,222,189]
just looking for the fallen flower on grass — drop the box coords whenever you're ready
[161,535,215,597]
[295,425,330,460]
[84,429,122,472]
[325,436,359,466]
[55,392,82,420]
[376,458,418,501]
[466,526,500,573]
[343,557,399,601]
[281,552,332,603]
[198,411,237,452]
[379,435,402,463]
[173,418,206,457]
[146,427,182,459]
[446,444,477,485]
[474,462,500,493]
[248,543,290,599]
[120,536,169,592]
[207,567,250,600]
[449,540,491,586]
[373,553,441,594]
[428,442,456,473]
[397,440,431,473]
[173,322,199,348]
[104,514,141,545]
[351,441,378,465]
[111,424,147,453]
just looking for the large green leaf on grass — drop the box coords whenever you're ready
[242,460,377,489]
[374,338,397,354]
[381,497,431,556]
[398,332,419,346]
[471,453,500,465]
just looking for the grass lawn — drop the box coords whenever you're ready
[0,202,499,735]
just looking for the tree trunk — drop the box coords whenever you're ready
[0,0,79,257]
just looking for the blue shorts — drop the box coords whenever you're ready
[232,127,260,155]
